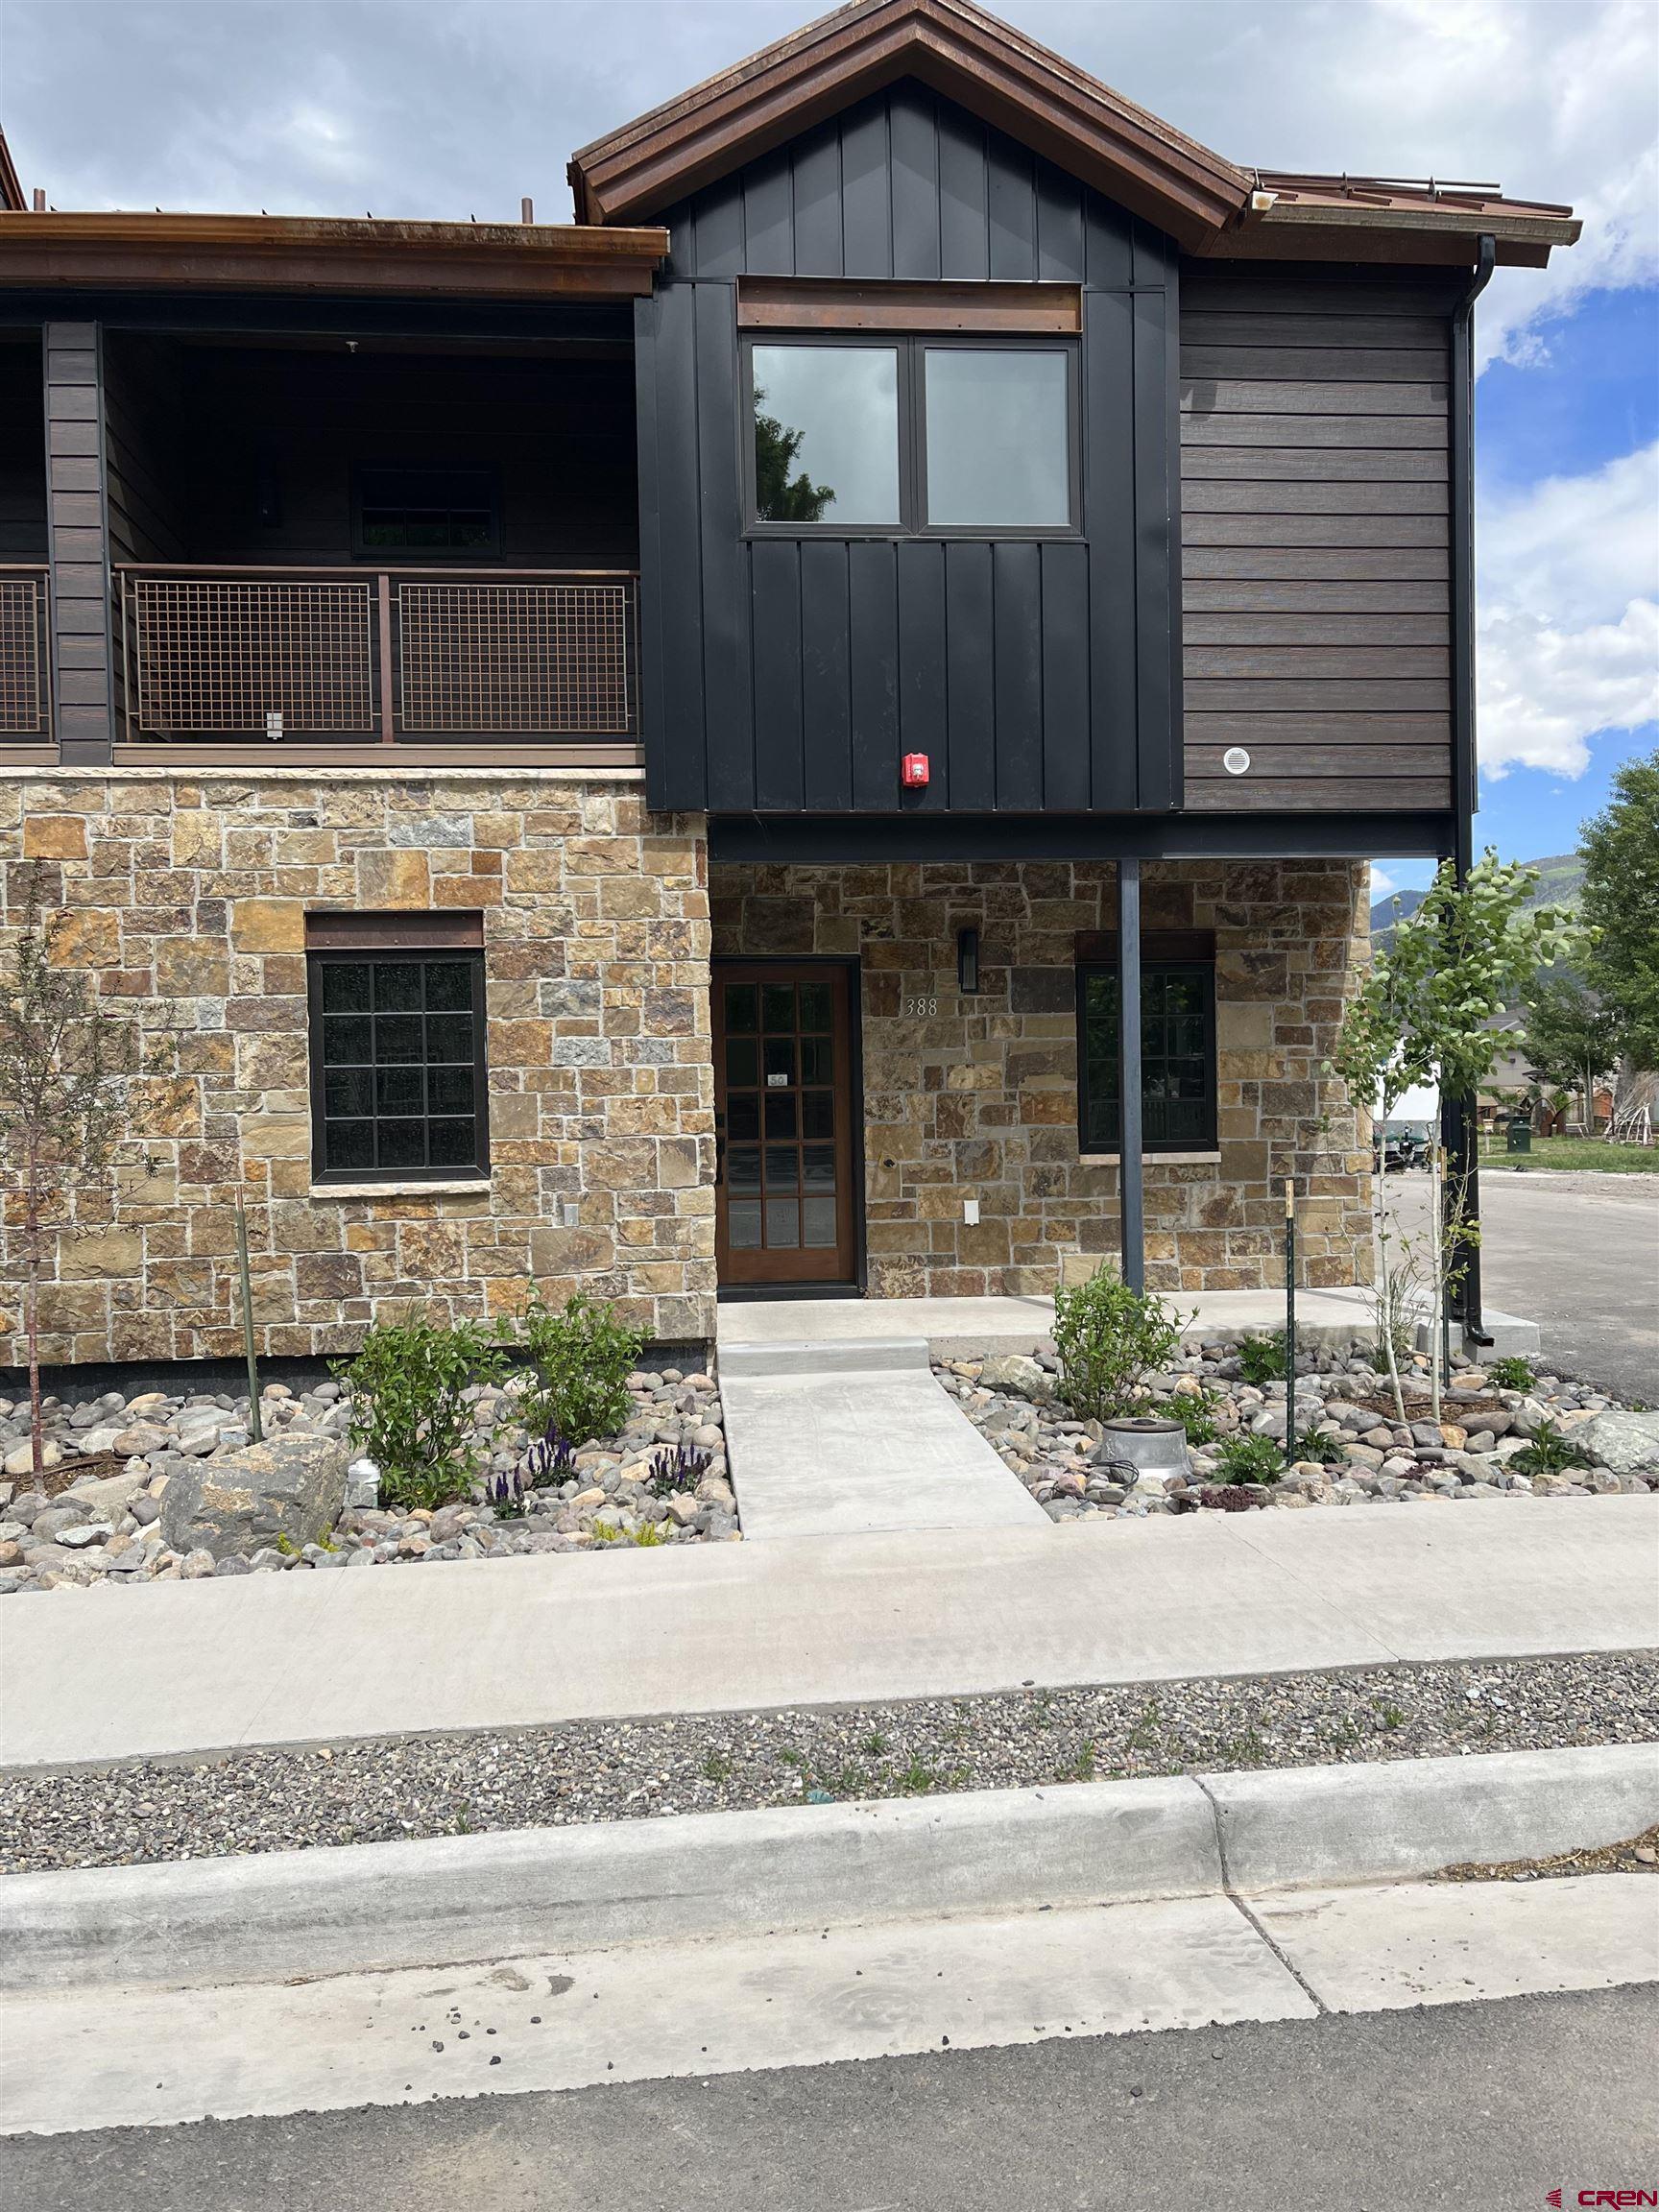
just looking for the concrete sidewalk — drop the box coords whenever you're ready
[2,1497,1653,1769]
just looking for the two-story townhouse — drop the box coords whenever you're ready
[0,0,1576,1371]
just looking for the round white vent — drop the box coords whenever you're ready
[1222,746,1251,776]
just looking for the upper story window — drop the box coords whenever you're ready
[746,338,1075,537]
[354,466,499,557]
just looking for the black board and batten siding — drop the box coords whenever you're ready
[1180,270,1458,812]
[635,82,1181,818]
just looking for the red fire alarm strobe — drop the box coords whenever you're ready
[901,752,930,789]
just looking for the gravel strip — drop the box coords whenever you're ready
[3,1651,1653,1876]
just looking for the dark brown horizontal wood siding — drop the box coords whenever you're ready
[1180,268,1458,813]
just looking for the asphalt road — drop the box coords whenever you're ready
[1389,1167,1658,1401]
[9,1986,1654,2212]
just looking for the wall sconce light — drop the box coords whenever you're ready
[957,925,979,995]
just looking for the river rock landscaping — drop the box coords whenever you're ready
[0,1366,735,1595]
[0,1649,1651,1875]
[938,1339,1659,1520]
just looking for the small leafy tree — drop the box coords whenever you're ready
[517,1288,643,1446]
[0,897,145,1483]
[1579,749,1659,1070]
[1051,1267,1188,1423]
[1519,976,1624,1133]
[1332,854,1582,1420]
[333,1311,513,1511]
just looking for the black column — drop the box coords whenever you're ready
[1117,856,1144,1291]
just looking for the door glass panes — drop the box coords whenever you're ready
[924,349,1070,528]
[751,345,901,526]
[719,974,840,1259]
[315,954,483,1177]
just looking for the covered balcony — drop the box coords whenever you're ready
[100,327,639,763]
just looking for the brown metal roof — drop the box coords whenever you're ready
[568,0,1578,266]
[0,125,23,214]
[569,0,1252,249]
[0,208,668,299]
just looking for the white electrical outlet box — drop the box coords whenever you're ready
[963,1197,980,1226]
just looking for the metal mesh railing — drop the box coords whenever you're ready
[0,572,48,736]
[127,574,376,736]
[397,579,634,734]
[119,569,636,742]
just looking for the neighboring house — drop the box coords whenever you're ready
[0,0,1577,1366]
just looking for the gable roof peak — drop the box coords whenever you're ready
[569,0,1251,247]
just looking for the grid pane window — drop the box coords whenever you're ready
[1078,961,1217,1154]
[310,951,487,1181]
[356,468,497,554]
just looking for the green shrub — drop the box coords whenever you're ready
[1511,1419,1578,1477]
[1289,1423,1343,1466]
[333,1312,512,1512]
[1051,1268,1188,1423]
[1213,1432,1285,1485]
[1167,1387,1220,1446]
[1236,1331,1287,1386]
[517,1289,643,1446]
[1486,1355,1536,1392]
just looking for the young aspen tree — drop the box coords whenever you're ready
[1331,855,1582,1422]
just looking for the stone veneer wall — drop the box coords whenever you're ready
[711,858,1373,1297]
[0,771,717,1364]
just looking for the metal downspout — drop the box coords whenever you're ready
[1445,234,1498,1345]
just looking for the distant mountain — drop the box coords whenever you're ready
[1368,854,1583,950]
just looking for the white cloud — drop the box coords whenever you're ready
[1478,442,1659,778]
[1369,865,1399,901]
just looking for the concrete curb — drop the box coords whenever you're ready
[1206,1742,1659,1893]
[2,1743,1653,1997]
[0,1776,1213,1996]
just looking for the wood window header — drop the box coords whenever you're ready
[305,910,485,951]
[738,277,1082,335]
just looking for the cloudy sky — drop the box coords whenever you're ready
[3,0,1654,890]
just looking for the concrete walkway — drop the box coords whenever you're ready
[716,1287,1379,1359]
[718,1338,1047,1539]
[1,1497,1652,1769]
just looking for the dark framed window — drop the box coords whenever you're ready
[353,466,498,557]
[307,946,490,1182]
[744,336,1077,537]
[1076,954,1218,1155]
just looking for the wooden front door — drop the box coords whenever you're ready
[713,961,858,1286]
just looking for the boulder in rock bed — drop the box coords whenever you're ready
[976,1354,1055,1403]
[160,1432,349,1562]
[1578,1410,1659,1478]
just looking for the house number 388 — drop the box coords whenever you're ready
[902,996,940,1018]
